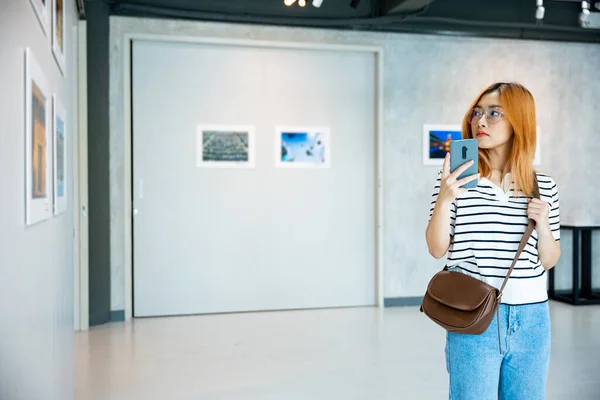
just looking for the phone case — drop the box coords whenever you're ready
[450,139,479,189]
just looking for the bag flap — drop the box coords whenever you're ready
[427,270,497,311]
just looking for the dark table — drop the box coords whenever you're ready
[548,225,600,305]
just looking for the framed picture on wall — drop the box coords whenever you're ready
[25,48,53,226]
[30,0,50,35]
[422,124,542,167]
[53,95,67,215]
[196,125,255,168]
[275,127,331,168]
[423,124,462,166]
[52,0,66,74]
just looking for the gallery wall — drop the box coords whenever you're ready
[130,40,377,316]
[0,0,77,399]
[109,17,600,314]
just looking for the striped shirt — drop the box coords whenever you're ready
[428,172,560,305]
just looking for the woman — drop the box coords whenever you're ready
[425,82,561,399]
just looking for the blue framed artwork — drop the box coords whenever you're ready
[276,127,331,168]
[53,94,67,215]
[423,124,462,166]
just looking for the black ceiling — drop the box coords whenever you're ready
[103,0,600,43]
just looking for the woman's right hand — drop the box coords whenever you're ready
[437,153,480,206]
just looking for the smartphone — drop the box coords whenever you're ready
[450,139,479,189]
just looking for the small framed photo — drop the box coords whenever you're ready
[53,95,67,215]
[275,127,331,168]
[25,48,53,226]
[423,124,462,166]
[196,125,255,168]
[30,0,50,35]
[52,0,66,74]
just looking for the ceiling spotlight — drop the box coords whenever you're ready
[350,0,360,9]
[284,0,297,6]
[313,0,324,7]
[535,0,545,20]
[579,1,591,27]
[299,0,306,6]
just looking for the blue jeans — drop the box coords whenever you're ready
[445,302,551,400]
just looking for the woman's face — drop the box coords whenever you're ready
[470,91,513,150]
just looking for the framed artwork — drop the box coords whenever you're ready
[275,127,331,168]
[423,124,542,166]
[25,48,53,226]
[53,95,67,215]
[52,0,66,74]
[423,124,462,166]
[196,125,255,168]
[30,0,50,35]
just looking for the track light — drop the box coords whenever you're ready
[313,0,324,7]
[350,0,360,8]
[579,1,591,27]
[284,0,297,6]
[299,0,306,6]
[535,0,545,20]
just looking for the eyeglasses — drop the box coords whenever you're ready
[468,108,505,125]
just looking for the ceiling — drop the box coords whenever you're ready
[101,0,600,43]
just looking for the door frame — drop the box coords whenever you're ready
[121,34,385,319]
[74,20,89,331]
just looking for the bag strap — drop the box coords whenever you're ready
[497,174,540,299]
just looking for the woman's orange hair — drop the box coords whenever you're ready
[461,82,537,196]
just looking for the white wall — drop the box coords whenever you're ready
[110,17,600,312]
[0,1,77,399]
[131,40,377,316]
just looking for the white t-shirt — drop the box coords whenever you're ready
[429,172,560,305]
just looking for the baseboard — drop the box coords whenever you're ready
[89,311,110,327]
[384,297,423,307]
[110,310,125,322]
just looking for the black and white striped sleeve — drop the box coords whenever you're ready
[548,178,560,241]
[428,171,456,236]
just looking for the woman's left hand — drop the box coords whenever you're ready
[527,198,550,227]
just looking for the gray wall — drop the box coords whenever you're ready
[0,0,77,399]
[110,17,600,311]
[87,0,112,326]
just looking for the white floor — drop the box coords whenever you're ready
[74,301,600,400]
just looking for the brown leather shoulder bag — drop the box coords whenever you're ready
[420,177,539,353]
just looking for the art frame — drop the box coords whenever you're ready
[25,48,53,226]
[275,126,331,169]
[196,125,255,168]
[53,95,67,215]
[422,124,542,167]
[30,0,50,35]
[423,124,462,166]
[52,0,66,75]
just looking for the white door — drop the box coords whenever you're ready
[132,40,377,317]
